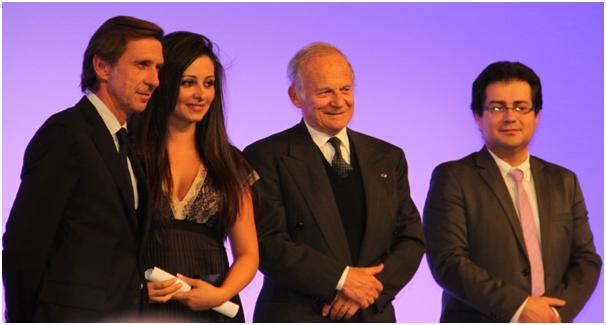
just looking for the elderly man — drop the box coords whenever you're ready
[423,61,602,322]
[3,16,164,322]
[244,42,425,322]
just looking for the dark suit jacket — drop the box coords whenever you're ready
[3,97,150,322]
[243,122,425,322]
[423,147,602,322]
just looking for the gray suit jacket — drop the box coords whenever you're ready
[244,122,425,322]
[423,147,601,322]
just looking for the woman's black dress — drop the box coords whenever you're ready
[141,168,245,322]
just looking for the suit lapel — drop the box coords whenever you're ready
[348,130,384,266]
[130,149,149,243]
[530,157,551,263]
[282,123,352,263]
[475,147,526,253]
[77,97,139,233]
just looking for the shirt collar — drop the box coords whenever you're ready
[487,148,531,181]
[87,92,126,135]
[304,120,350,154]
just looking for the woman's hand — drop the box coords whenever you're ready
[172,273,229,311]
[147,278,183,303]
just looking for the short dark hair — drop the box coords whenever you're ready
[471,61,542,117]
[80,16,164,92]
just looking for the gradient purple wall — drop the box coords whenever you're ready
[3,3,603,322]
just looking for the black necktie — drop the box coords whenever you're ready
[116,128,130,172]
[116,128,143,211]
[328,137,353,178]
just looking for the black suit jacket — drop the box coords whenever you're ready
[3,97,150,322]
[423,147,602,322]
[244,122,425,322]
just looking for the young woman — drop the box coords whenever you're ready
[133,31,258,322]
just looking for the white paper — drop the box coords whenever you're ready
[144,266,191,292]
[144,267,239,318]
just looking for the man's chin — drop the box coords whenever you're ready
[325,121,350,133]
[491,141,529,153]
[325,126,347,135]
[132,103,149,113]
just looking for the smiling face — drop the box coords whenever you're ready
[289,52,354,136]
[96,38,164,123]
[169,55,216,128]
[475,79,539,159]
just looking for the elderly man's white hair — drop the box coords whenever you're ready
[287,42,355,92]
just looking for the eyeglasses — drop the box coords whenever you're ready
[484,104,534,115]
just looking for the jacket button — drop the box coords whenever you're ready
[521,269,530,277]
[295,221,304,229]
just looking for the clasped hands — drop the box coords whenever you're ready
[322,264,384,320]
[147,273,228,311]
[519,296,566,323]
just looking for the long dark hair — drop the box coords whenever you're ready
[132,31,251,240]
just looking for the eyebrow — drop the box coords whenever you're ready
[487,100,530,104]
[135,59,154,65]
[314,87,332,92]
[182,74,215,79]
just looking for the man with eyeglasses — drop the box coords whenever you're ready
[423,61,601,322]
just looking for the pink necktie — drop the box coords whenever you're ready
[508,169,545,296]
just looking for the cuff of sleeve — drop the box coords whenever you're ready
[510,297,529,322]
[552,307,561,322]
[335,266,350,290]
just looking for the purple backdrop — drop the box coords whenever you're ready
[2,3,603,322]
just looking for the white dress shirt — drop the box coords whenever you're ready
[487,150,541,243]
[486,149,558,322]
[305,121,351,165]
[304,121,351,290]
[87,92,139,209]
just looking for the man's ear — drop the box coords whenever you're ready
[473,112,482,126]
[288,86,303,108]
[92,55,111,82]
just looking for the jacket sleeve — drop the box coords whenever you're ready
[243,144,346,302]
[544,172,602,322]
[2,122,80,322]
[374,149,425,311]
[423,164,529,321]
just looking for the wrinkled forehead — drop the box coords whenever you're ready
[120,37,163,60]
[297,53,354,83]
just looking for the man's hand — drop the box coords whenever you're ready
[341,264,384,308]
[322,291,361,320]
[519,296,566,323]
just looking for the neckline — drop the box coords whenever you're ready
[171,166,207,220]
